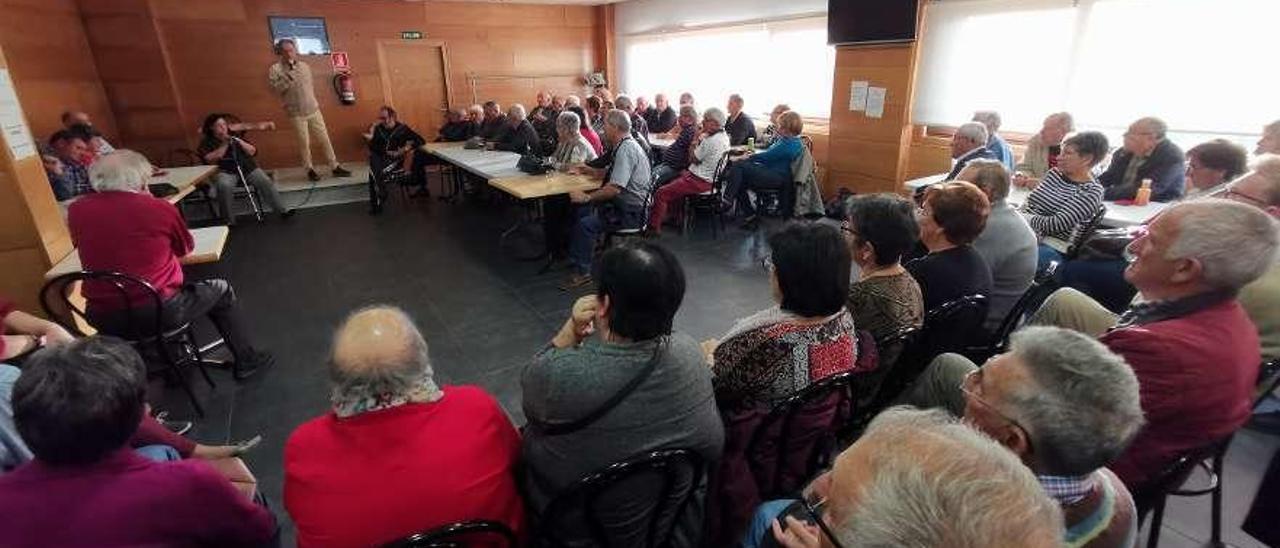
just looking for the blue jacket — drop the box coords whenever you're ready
[751,136,802,178]
[987,135,1015,172]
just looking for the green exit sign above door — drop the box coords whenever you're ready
[401,31,423,40]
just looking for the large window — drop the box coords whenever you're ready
[621,17,835,119]
[913,0,1280,149]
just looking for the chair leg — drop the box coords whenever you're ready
[156,339,205,418]
[1146,496,1167,548]
[1210,452,1225,547]
[187,331,216,389]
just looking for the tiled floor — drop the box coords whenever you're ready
[152,193,1277,547]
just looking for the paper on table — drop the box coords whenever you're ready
[865,87,887,119]
[849,80,869,111]
[0,69,37,160]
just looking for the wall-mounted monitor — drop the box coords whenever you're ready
[828,0,920,46]
[268,16,332,55]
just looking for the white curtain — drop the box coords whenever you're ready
[620,17,836,119]
[913,0,1280,149]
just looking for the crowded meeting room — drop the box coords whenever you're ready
[3,0,1280,546]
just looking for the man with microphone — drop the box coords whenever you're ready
[268,38,351,182]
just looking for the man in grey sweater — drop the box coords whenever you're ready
[961,160,1037,332]
[521,241,723,547]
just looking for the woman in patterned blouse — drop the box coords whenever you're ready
[703,222,860,409]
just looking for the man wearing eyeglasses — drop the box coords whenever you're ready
[742,406,1063,548]
[882,327,1145,547]
[1097,117,1186,202]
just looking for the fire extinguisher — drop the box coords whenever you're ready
[333,72,356,105]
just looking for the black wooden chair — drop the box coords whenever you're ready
[381,520,518,548]
[534,449,705,548]
[1136,359,1280,548]
[603,180,658,247]
[746,136,811,220]
[370,155,417,210]
[868,295,989,409]
[746,370,863,499]
[39,271,215,417]
[1064,205,1108,260]
[964,262,1061,362]
[682,150,735,238]
[843,326,920,437]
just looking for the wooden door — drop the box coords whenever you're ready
[376,41,452,137]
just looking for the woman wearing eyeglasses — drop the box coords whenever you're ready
[906,181,994,312]
[841,194,924,342]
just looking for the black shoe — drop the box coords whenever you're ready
[233,351,274,381]
[739,216,759,230]
[306,169,321,182]
[280,208,297,220]
[332,166,352,177]
[153,411,193,436]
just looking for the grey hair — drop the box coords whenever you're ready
[703,107,727,128]
[835,407,1063,547]
[88,150,152,193]
[1249,154,1280,205]
[556,111,581,135]
[960,158,1011,202]
[1136,116,1168,139]
[678,104,698,120]
[973,110,1002,133]
[328,305,439,409]
[728,93,744,104]
[467,104,483,116]
[565,95,581,107]
[956,121,989,146]
[1049,111,1075,131]
[613,94,633,111]
[507,103,527,121]
[1004,326,1145,475]
[1266,120,1280,136]
[1165,198,1280,290]
[604,108,631,133]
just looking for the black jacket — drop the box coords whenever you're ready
[1098,138,1186,202]
[645,106,677,133]
[437,120,478,142]
[480,115,508,140]
[368,122,423,158]
[494,120,540,155]
[726,111,757,146]
[945,146,997,181]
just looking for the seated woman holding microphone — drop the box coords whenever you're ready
[196,113,293,225]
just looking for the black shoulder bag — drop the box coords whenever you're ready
[526,337,667,436]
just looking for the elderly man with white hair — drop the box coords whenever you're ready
[651,104,701,188]
[284,306,523,546]
[1258,120,1280,156]
[944,121,995,181]
[1098,116,1186,202]
[747,406,1063,548]
[561,109,652,288]
[973,110,1015,171]
[890,327,1145,547]
[66,150,272,379]
[1016,112,1075,186]
[549,111,597,171]
[612,94,652,156]
[1030,198,1279,493]
[646,93,678,134]
[488,103,539,155]
[647,107,732,236]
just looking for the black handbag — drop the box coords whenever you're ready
[1077,226,1142,261]
[518,153,553,175]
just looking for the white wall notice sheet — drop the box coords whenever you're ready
[865,86,887,119]
[0,68,37,160]
[849,80,868,111]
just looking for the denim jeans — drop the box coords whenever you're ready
[1037,243,1065,273]
[568,202,644,275]
[135,444,182,462]
[726,162,791,217]
[743,499,801,548]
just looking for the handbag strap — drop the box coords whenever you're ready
[527,337,667,437]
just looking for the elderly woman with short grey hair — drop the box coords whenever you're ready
[550,111,597,171]
[284,305,524,546]
[69,150,274,380]
[892,325,1145,546]
[647,106,733,235]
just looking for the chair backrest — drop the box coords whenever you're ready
[986,261,1061,351]
[381,520,518,548]
[537,449,705,548]
[871,296,988,406]
[1131,435,1234,517]
[1065,205,1108,259]
[40,271,168,340]
[711,149,735,190]
[745,370,861,499]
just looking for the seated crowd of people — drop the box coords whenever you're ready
[5,87,1279,547]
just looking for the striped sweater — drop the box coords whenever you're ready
[1023,168,1104,241]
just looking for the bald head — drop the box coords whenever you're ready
[329,306,441,414]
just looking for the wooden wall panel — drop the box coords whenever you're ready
[0,0,117,144]
[825,43,921,195]
[128,0,603,168]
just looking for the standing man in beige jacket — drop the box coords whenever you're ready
[268,38,351,182]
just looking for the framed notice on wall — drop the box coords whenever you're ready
[267,16,332,55]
